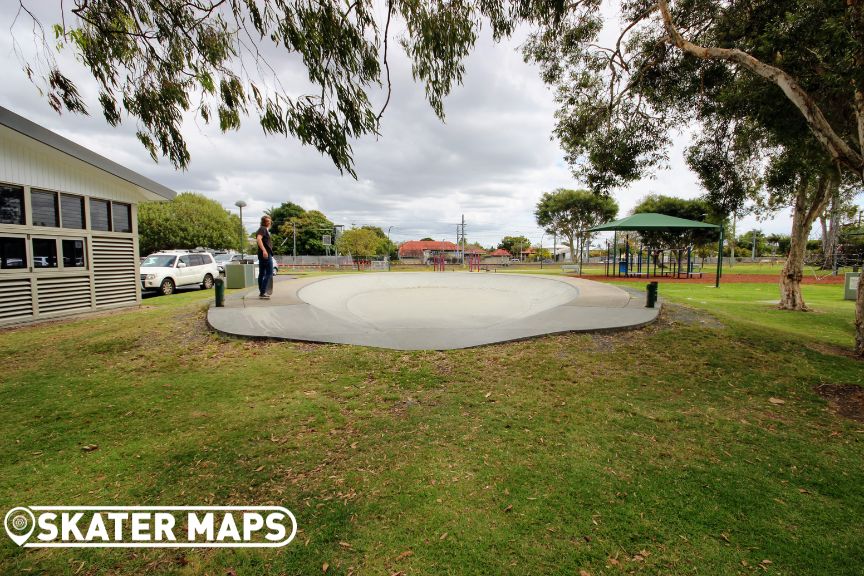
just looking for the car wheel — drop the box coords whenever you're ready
[159,278,175,296]
[201,274,214,290]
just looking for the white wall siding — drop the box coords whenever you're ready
[1,130,158,326]
[0,125,156,204]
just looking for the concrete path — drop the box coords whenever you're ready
[207,272,660,350]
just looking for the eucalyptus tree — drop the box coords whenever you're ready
[523,0,864,354]
[535,188,618,264]
[15,0,500,175]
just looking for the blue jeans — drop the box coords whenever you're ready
[258,256,273,295]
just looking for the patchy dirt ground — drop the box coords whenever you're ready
[577,273,846,285]
[588,299,724,352]
[815,384,864,421]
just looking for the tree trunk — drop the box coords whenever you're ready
[818,188,841,270]
[828,190,841,273]
[779,202,810,310]
[567,234,576,264]
[819,212,829,263]
[857,272,864,356]
[779,175,832,310]
[728,214,736,268]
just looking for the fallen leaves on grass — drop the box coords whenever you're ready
[81,444,99,452]
[632,549,651,562]
[768,397,785,405]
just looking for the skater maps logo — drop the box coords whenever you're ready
[4,506,296,548]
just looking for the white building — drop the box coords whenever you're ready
[0,106,176,326]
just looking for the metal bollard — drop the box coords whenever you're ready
[214,277,225,307]
[646,281,658,308]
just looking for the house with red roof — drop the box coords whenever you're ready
[398,240,461,264]
[484,248,512,264]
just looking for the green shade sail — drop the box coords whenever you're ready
[588,212,720,232]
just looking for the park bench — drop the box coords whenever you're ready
[560,264,581,274]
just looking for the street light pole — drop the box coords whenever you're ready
[235,200,247,258]
[386,226,394,271]
[539,233,545,269]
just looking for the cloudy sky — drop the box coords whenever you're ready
[0,3,820,249]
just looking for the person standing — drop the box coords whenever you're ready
[256,215,274,299]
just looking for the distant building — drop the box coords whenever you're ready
[0,106,175,326]
[484,248,511,264]
[520,247,537,261]
[398,240,460,264]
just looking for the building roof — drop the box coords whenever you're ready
[463,247,487,255]
[398,240,460,254]
[0,106,176,201]
[589,212,720,232]
[488,249,511,257]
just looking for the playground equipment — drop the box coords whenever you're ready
[432,254,446,271]
[590,213,722,285]
[604,240,703,279]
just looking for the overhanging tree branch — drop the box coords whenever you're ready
[657,0,864,176]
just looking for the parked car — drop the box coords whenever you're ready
[227,254,278,274]
[212,252,234,274]
[140,252,219,295]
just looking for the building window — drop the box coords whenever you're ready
[62,239,86,268]
[31,189,60,227]
[0,184,25,225]
[32,238,58,268]
[90,199,111,231]
[112,202,132,233]
[61,194,86,229]
[0,236,26,269]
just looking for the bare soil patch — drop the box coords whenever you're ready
[815,384,864,421]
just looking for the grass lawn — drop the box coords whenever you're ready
[1,278,862,575]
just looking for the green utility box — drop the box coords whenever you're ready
[225,263,255,289]
[844,272,860,301]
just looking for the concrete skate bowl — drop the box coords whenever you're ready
[298,273,580,331]
[207,272,660,350]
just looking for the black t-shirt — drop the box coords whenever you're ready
[256,226,272,258]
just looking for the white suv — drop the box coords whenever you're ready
[140,252,219,295]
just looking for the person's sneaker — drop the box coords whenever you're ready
[259,294,270,299]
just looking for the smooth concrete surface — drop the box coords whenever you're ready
[207,272,660,350]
